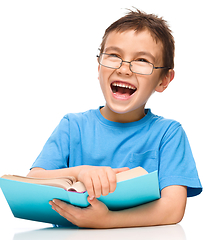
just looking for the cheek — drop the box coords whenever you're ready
[136,76,160,98]
[98,67,112,87]
[98,70,104,86]
[97,65,100,80]
[98,70,108,95]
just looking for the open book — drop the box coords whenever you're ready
[0,167,160,227]
[1,167,148,193]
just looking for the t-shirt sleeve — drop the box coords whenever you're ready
[31,116,70,170]
[158,123,202,197]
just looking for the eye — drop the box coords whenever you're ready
[135,58,150,63]
[108,53,120,58]
[104,51,121,58]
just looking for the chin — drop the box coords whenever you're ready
[108,103,135,115]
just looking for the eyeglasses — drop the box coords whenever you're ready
[97,52,170,75]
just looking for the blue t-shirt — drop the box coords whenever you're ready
[31,108,202,197]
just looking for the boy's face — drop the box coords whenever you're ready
[98,29,173,122]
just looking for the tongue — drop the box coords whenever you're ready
[117,86,132,96]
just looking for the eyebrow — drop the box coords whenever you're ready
[104,46,156,63]
[135,51,156,62]
[104,46,124,54]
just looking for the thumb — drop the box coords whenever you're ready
[87,196,103,209]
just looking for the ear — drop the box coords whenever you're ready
[155,69,175,93]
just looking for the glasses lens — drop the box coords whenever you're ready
[99,54,121,69]
[131,61,153,75]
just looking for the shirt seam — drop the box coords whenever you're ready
[94,109,154,129]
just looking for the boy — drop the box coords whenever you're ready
[27,9,202,228]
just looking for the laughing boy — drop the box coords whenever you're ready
[27,9,202,228]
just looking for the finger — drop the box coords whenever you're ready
[113,167,130,174]
[91,173,102,198]
[49,199,77,223]
[84,177,95,199]
[50,199,77,213]
[105,168,117,193]
[99,171,110,196]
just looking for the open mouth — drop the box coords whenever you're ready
[111,81,137,99]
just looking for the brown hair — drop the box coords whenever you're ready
[100,8,175,76]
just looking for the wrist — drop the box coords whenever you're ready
[104,210,123,229]
[71,165,85,180]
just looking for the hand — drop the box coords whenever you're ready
[49,197,113,228]
[77,166,129,199]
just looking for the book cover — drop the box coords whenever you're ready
[0,171,160,227]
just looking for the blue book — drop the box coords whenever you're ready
[0,167,160,227]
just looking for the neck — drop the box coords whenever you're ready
[100,105,146,123]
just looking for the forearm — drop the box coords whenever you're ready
[106,186,187,228]
[27,166,84,180]
[108,199,178,228]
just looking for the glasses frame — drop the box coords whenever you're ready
[97,52,170,75]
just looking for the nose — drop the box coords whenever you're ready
[116,60,132,76]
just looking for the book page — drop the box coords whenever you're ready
[116,167,148,183]
[1,175,76,190]
[67,181,86,193]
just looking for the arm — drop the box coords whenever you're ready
[108,185,187,228]
[27,167,83,180]
[50,185,187,228]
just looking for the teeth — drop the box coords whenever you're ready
[112,82,136,90]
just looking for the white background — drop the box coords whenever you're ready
[0,0,212,239]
